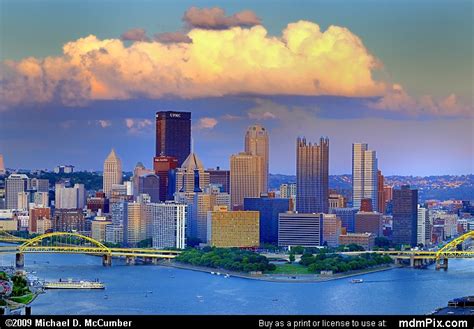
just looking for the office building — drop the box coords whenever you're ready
[296,137,329,214]
[278,212,323,247]
[339,233,375,250]
[417,205,430,246]
[377,170,385,213]
[206,167,230,193]
[55,183,86,209]
[384,186,393,203]
[131,162,154,198]
[33,192,49,208]
[30,178,49,192]
[155,111,191,166]
[53,165,74,174]
[17,192,31,211]
[0,154,5,175]
[207,208,259,248]
[36,218,52,234]
[323,214,342,247]
[245,124,269,193]
[86,192,109,214]
[91,216,112,242]
[124,202,146,246]
[244,196,290,244]
[149,202,187,249]
[175,153,210,194]
[29,207,51,233]
[329,207,358,233]
[359,198,374,212]
[392,185,418,246]
[329,193,346,209]
[230,153,263,210]
[5,174,28,210]
[153,155,179,201]
[138,174,160,203]
[105,201,127,244]
[53,209,85,232]
[352,143,378,212]
[103,149,122,197]
[355,211,383,236]
[280,183,297,199]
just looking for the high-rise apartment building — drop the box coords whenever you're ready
[155,111,191,167]
[149,202,187,249]
[230,153,263,210]
[5,174,28,210]
[417,205,430,246]
[245,124,269,193]
[103,149,122,197]
[53,209,85,232]
[352,143,378,212]
[55,183,86,209]
[392,185,418,246]
[296,137,329,214]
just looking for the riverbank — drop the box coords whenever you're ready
[161,260,395,283]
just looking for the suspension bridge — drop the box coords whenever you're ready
[0,231,181,267]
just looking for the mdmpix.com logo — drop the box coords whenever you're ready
[399,318,469,328]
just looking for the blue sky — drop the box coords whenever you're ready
[0,0,472,175]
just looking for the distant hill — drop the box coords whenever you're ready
[269,174,474,202]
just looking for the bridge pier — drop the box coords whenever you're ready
[102,254,112,267]
[15,253,24,268]
[125,256,136,265]
[436,258,448,271]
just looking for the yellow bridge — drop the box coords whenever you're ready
[0,231,181,267]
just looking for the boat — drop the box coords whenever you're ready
[351,279,364,284]
[216,272,221,276]
[44,278,105,290]
[224,274,230,278]
[210,272,215,275]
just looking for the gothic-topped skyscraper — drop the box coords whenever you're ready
[245,124,269,193]
[155,111,191,167]
[103,149,122,197]
[296,137,329,214]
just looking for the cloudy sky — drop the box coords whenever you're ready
[0,0,472,175]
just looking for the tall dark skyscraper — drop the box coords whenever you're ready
[155,111,191,166]
[392,185,418,246]
[296,137,329,214]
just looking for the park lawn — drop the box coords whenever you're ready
[268,263,311,274]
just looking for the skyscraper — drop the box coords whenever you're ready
[245,124,269,193]
[377,170,385,213]
[149,202,187,249]
[103,149,122,197]
[206,167,230,193]
[230,152,263,210]
[352,143,378,212]
[155,111,191,166]
[138,174,160,203]
[0,154,5,175]
[392,185,418,246]
[296,137,329,214]
[417,205,430,246]
[153,155,179,201]
[5,174,28,210]
[175,153,210,193]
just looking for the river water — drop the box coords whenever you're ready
[1,252,472,315]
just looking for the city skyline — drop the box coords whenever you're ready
[0,1,472,176]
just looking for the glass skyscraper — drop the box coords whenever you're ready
[352,143,378,211]
[296,137,329,214]
[155,111,191,167]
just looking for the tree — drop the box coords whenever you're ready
[374,237,390,248]
[289,253,295,263]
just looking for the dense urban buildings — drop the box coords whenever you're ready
[149,202,187,249]
[175,153,210,193]
[155,111,191,167]
[103,149,123,197]
[138,174,160,203]
[206,167,230,193]
[245,125,269,193]
[392,185,419,246]
[230,152,263,210]
[278,212,323,247]
[207,208,259,248]
[296,137,329,214]
[352,143,378,212]
[355,211,383,237]
[153,155,179,201]
[329,207,358,233]
[243,195,290,244]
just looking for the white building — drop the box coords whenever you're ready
[417,205,430,246]
[55,183,86,209]
[150,202,187,249]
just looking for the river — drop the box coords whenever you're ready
[1,252,473,315]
